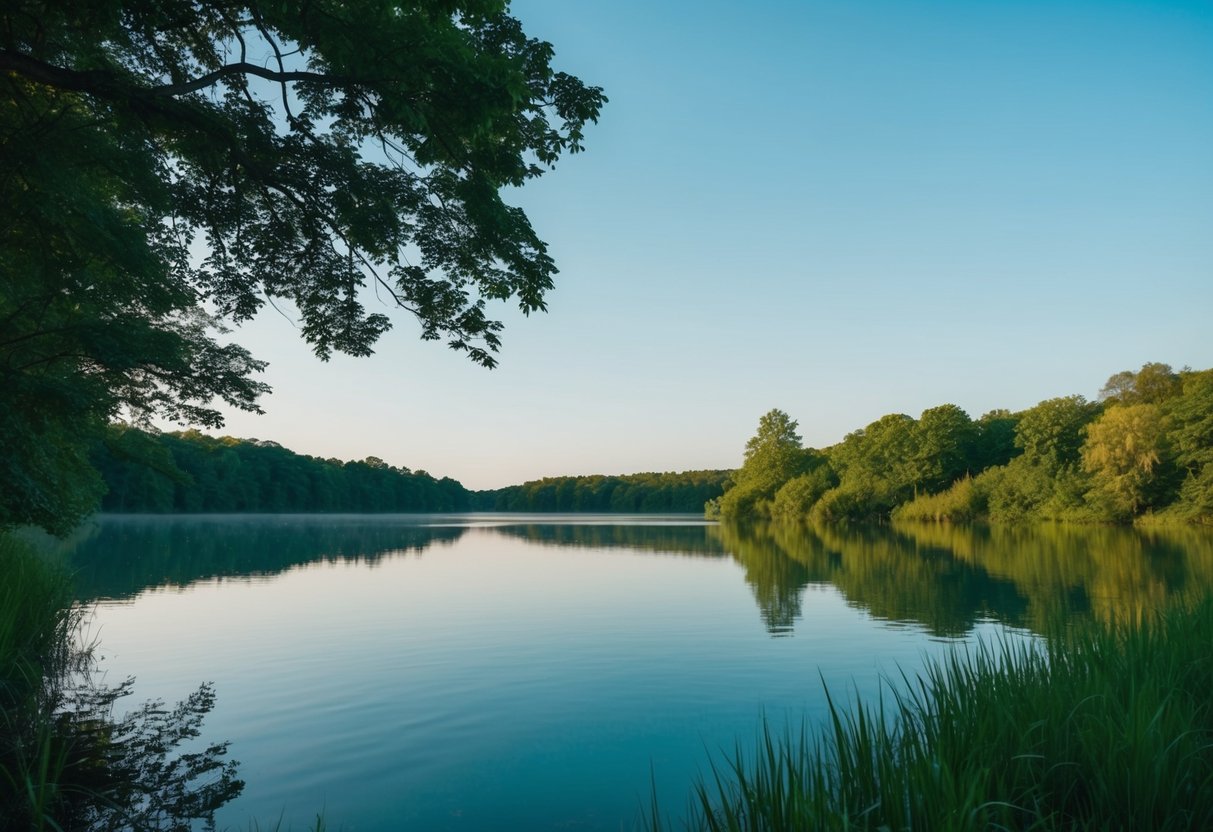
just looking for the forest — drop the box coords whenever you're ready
[91,361,1212,524]
[712,362,1213,526]
[95,427,471,513]
[94,427,728,515]
[471,471,729,512]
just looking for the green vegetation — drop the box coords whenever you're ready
[92,426,727,515]
[96,425,470,513]
[1,0,603,536]
[473,470,730,512]
[0,535,242,829]
[651,598,1213,831]
[716,363,1213,526]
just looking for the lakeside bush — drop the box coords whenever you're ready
[649,598,1213,831]
[890,475,985,523]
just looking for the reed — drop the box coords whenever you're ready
[1,534,245,830]
[0,534,79,831]
[650,600,1213,831]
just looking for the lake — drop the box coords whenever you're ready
[60,515,1213,830]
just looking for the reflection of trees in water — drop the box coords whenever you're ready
[65,516,467,601]
[65,518,723,601]
[894,522,1213,627]
[814,524,1030,637]
[61,515,1213,639]
[711,524,826,636]
[486,522,727,557]
[713,523,1026,638]
[716,521,1213,638]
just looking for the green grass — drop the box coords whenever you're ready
[650,600,1213,831]
[1,534,250,831]
[0,534,80,832]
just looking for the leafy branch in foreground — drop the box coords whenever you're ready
[1,1,604,534]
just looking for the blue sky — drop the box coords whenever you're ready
[211,0,1213,489]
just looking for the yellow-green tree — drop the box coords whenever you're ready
[1081,404,1169,517]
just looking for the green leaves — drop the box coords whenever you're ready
[1,1,603,532]
[720,410,817,519]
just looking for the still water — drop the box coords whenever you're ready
[61,515,1213,830]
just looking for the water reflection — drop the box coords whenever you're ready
[62,515,1213,638]
[489,521,726,557]
[719,521,1213,637]
[63,515,466,600]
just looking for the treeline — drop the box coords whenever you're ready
[95,427,471,512]
[714,362,1213,525]
[472,471,731,512]
[94,428,730,515]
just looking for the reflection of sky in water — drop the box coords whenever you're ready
[69,516,1213,831]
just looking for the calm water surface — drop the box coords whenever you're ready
[62,515,1213,830]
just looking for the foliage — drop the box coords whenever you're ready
[909,404,978,494]
[1162,370,1213,523]
[971,408,1020,471]
[1100,361,1181,405]
[0,0,603,534]
[1081,403,1173,518]
[95,426,470,512]
[718,410,818,520]
[649,598,1213,832]
[769,467,838,521]
[714,363,1212,526]
[890,475,986,523]
[474,470,730,513]
[0,535,242,830]
[1013,395,1101,473]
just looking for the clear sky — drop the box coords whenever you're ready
[207,0,1213,490]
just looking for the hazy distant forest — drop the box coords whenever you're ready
[713,362,1213,526]
[95,429,729,514]
[94,361,1211,525]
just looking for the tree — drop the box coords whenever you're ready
[909,404,978,495]
[1080,403,1170,517]
[978,395,1101,522]
[823,413,918,518]
[0,1,604,532]
[1098,362,1180,405]
[973,409,1020,472]
[1163,369,1213,520]
[1013,396,1101,474]
[719,409,814,519]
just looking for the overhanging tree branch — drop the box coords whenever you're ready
[0,50,352,99]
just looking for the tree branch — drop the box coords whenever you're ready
[0,49,349,99]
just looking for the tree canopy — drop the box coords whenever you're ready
[714,409,817,519]
[0,1,604,532]
[714,363,1213,526]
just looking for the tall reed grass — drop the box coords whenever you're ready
[1,534,245,830]
[0,534,80,830]
[649,600,1213,831]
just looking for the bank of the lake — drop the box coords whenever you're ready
[653,595,1213,831]
[715,365,1213,529]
